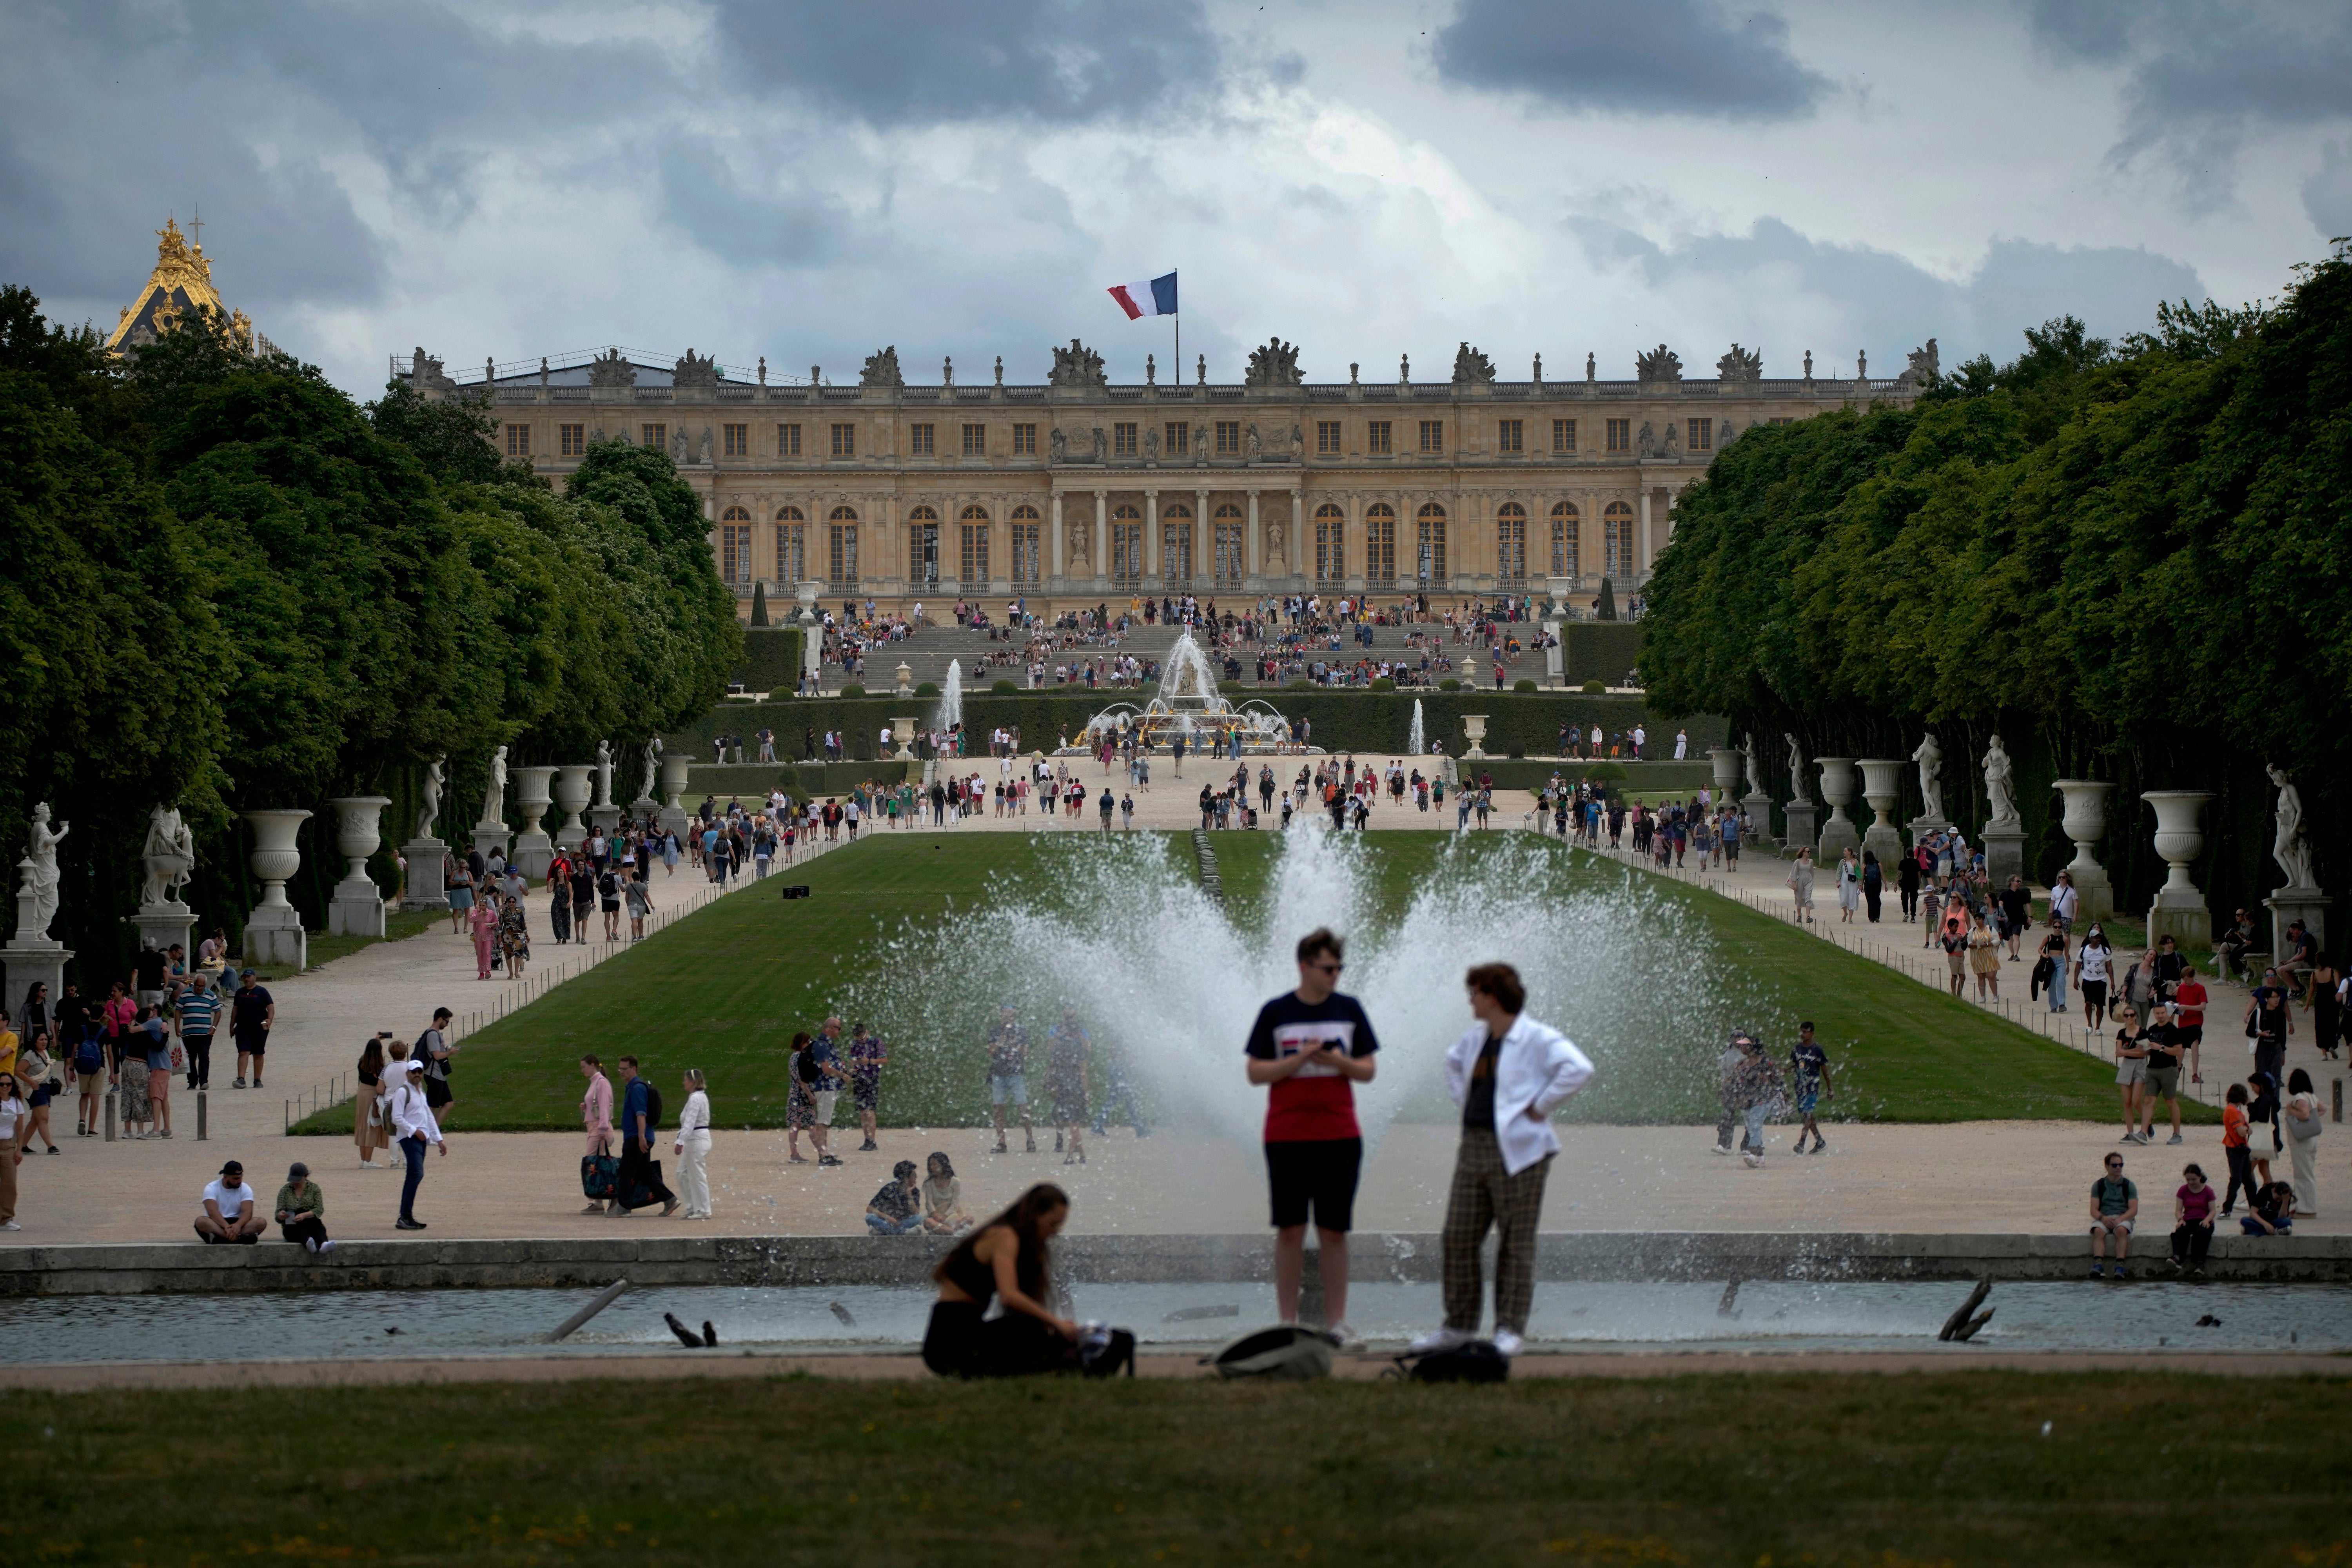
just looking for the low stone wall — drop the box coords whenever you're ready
[5,1231,2348,1296]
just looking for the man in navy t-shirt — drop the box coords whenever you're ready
[1245,927,1379,1348]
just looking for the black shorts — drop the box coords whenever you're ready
[2080,981,2108,1010]
[2177,1024,2204,1046]
[1264,1137,1362,1233]
[235,1034,267,1057]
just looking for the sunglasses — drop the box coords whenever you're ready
[2105,1160,2123,1169]
[1310,961,1344,975]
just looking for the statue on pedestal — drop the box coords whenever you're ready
[20,802,68,941]
[481,745,509,826]
[1742,731,1763,797]
[639,738,662,804]
[594,740,615,809]
[1983,734,2020,826]
[1266,515,1287,569]
[1911,731,1944,822]
[138,806,196,907]
[1784,733,1810,803]
[2269,764,2317,890]
[416,757,446,841]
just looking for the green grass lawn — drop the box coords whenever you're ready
[298,831,2177,1134]
[4,1372,2345,1567]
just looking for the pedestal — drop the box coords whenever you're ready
[1980,824,2027,888]
[626,798,661,834]
[589,805,624,841]
[0,944,70,1022]
[895,662,914,700]
[1815,757,1860,861]
[2051,779,2116,922]
[657,753,695,838]
[513,765,558,879]
[241,808,311,971]
[1544,621,1564,684]
[552,765,592,853]
[472,823,512,865]
[326,795,391,939]
[131,900,196,962]
[1783,801,1819,852]
[1855,758,1906,864]
[401,841,450,911]
[1741,791,1777,845]
[2264,889,2331,967]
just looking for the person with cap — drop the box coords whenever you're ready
[385,1057,448,1230]
[194,1160,267,1244]
[229,968,274,1090]
[274,1161,334,1253]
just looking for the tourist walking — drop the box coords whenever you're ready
[1786,849,1816,925]
[468,898,499,979]
[387,1058,447,1229]
[229,968,273,1089]
[786,1033,817,1164]
[2220,1082,2256,1216]
[0,1077,22,1229]
[2246,984,2291,1086]
[354,1036,390,1169]
[611,1055,679,1216]
[2088,1151,2138,1279]
[177,972,217,1091]
[1788,1022,1832,1154]
[2283,1067,2321,1217]
[673,1067,713,1220]
[274,1161,334,1253]
[848,1024,887,1152]
[579,1054,614,1212]
[1045,1008,1091,1165]
[1836,849,1860,923]
[2075,926,2114,1030]
[986,1005,1036,1155]
[1409,962,1592,1361]
[2138,1004,2186,1145]
[1967,912,2002,1000]
[2033,923,2070,1013]
[2112,1007,2149,1141]
[446,855,475,935]
[922,1183,1080,1377]
[1243,927,1380,1348]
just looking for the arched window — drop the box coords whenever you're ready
[959,504,990,584]
[720,505,752,586]
[907,505,939,590]
[775,505,807,585]
[1365,503,1397,587]
[1549,502,1579,580]
[1112,503,1144,587]
[1009,504,1042,585]
[1161,502,1193,586]
[828,505,859,587]
[1602,501,1634,582]
[1416,502,1447,587]
[1495,502,1526,589]
[1314,503,1346,586]
[1213,502,1245,588]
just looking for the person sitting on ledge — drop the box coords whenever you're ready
[2242,1180,2296,1238]
[195,1160,267,1245]
[923,1183,1080,1378]
[2088,1152,2137,1279]
[922,1151,973,1234]
[866,1160,926,1235]
[274,1160,334,1254]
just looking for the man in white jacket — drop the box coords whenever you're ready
[1411,963,1593,1360]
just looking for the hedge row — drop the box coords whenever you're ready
[729,627,803,694]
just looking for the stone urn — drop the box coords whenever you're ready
[552,764,593,852]
[1461,715,1490,760]
[1855,758,1906,862]
[513,765,558,878]
[1814,757,1861,860]
[2142,790,2215,947]
[241,808,312,969]
[895,662,914,699]
[1708,747,1741,798]
[892,718,921,761]
[326,795,391,938]
[2050,779,2116,920]
[657,751,695,836]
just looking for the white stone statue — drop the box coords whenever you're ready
[1784,733,1810,803]
[1982,734,2019,826]
[481,745,509,826]
[1068,517,1091,567]
[1911,731,1944,822]
[2269,763,2317,890]
[594,740,615,808]
[416,757,446,841]
[1742,732,1763,797]
[19,802,69,942]
[1266,515,1287,568]
[138,805,196,907]
[639,737,662,803]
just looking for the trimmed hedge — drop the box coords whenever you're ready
[730,627,802,694]
[1561,621,1642,686]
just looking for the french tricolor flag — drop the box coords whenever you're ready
[1106,271,1178,319]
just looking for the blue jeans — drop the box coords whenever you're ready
[867,1213,923,1234]
[1742,1104,1768,1154]
[399,1134,427,1220]
[1092,1082,1150,1138]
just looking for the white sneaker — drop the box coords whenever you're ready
[1492,1328,1525,1358]
[0,1220,18,1230]
[1409,1325,1474,1356]
[304,1236,318,1254]
[1323,1321,1364,1351]
[318,1240,336,1254]
[1710,1143,1733,1156]
[1742,1152,1764,1167]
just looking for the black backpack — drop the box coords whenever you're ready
[1401,1341,1510,1383]
[640,1082,662,1134]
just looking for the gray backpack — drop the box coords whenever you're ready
[1205,1324,1333,1381]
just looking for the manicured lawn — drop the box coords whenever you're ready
[299,830,2178,1134]
[3,1372,2344,1566]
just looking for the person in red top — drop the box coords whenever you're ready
[1244,928,1379,1349]
[2172,964,2208,1084]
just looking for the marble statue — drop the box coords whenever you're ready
[416,757,445,840]
[1982,734,2019,825]
[594,740,615,808]
[2269,764,2317,889]
[1784,734,1810,803]
[1911,732,1944,822]
[1742,731,1764,797]
[139,804,196,906]
[1245,424,1262,458]
[1091,426,1107,462]
[1290,423,1304,457]
[1049,427,1067,462]
[640,737,662,802]
[1266,515,1287,568]
[1144,426,1161,461]
[20,802,68,941]
[481,745,509,826]
[1068,517,1092,567]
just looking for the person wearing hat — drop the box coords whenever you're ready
[275,1161,334,1253]
[385,1057,448,1230]
[195,1161,266,1244]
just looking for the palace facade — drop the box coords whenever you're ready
[403,336,1931,611]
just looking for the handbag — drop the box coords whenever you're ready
[2288,1105,2324,1143]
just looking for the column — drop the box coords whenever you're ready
[1638,486,1652,575]
[1246,488,1261,579]
[1195,488,1209,590]
[1583,488,1599,581]
[1145,490,1159,578]
[1051,491,1064,581]
[1094,490,1109,588]
[1289,486,1303,582]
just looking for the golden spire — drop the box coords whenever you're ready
[109,213,235,354]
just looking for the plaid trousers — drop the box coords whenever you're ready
[1442,1127,1553,1336]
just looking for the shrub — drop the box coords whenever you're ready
[1513,678,1538,693]
[1581,679,1606,695]
[915,682,940,698]
[1286,680,1313,691]
[1439,679,1461,692]
[1584,762,1628,782]
[748,581,769,628]
[1370,677,1395,692]
[840,684,867,699]
[991,680,1019,695]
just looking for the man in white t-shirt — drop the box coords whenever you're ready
[195,1160,266,1244]
[1632,725,1646,759]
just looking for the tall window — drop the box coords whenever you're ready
[1111,504,1144,586]
[641,423,666,451]
[1164,421,1190,457]
[1497,419,1523,454]
[828,506,859,586]
[1314,504,1346,585]
[1602,501,1634,580]
[909,423,935,457]
[907,506,939,589]
[959,505,989,583]
[1161,503,1193,584]
[720,506,751,585]
[1215,420,1241,455]
[776,506,808,584]
[829,423,855,457]
[559,424,585,457]
[777,423,802,457]
[1114,422,1138,456]
[1419,420,1444,454]
[1012,423,1037,455]
[1009,505,1042,584]
[1687,418,1712,452]
[1549,502,1579,579]
[1604,418,1629,453]
[1768,416,1795,427]
[1213,503,1245,588]
[1365,503,1397,587]
[1316,421,1341,455]
[1367,421,1393,455]
[1496,503,1526,588]
[506,424,531,457]
[1551,418,1576,454]
[1416,503,1447,586]
[962,423,987,457]
[723,423,749,458]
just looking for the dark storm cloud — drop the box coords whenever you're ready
[1431,0,1833,122]
[656,140,851,268]
[708,0,1220,127]
[2305,142,2352,240]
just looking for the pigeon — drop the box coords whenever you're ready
[664,1312,706,1348]
[384,1327,401,1336]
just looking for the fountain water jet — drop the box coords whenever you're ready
[1078,631,1298,754]
[1408,699,1425,755]
[936,659,964,733]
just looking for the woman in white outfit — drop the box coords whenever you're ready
[2283,1067,2322,1217]
[1786,848,1817,925]
[1836,848,1860,924]
[673,1068,713,1220]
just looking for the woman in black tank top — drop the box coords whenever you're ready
[923,1183,1079,1378]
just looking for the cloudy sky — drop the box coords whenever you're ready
[5,0,2347,395]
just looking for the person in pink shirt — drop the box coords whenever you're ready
[2169,1163,2216,1278]
[468,899,499,980]
[579,1054,614,1214]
